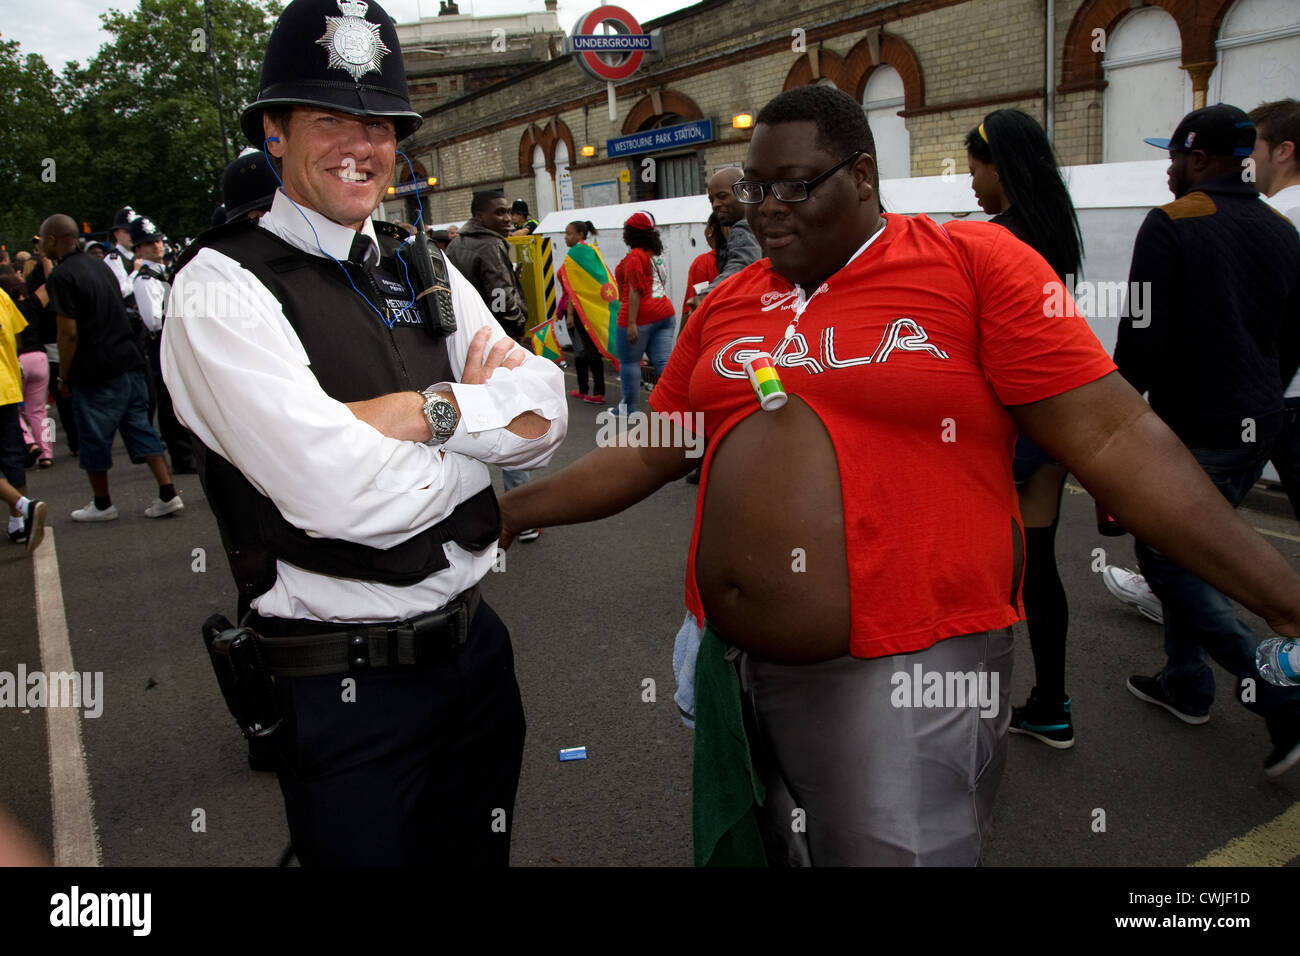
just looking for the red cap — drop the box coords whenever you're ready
[624,211,655,230]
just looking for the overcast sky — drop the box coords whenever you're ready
[2,0,697,72]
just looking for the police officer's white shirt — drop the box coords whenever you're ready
[105,242,136,299]
[161,189,567,623]
[132,261,168,334]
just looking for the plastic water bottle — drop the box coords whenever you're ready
[1256,637,1300,686]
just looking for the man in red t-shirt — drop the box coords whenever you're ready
[496,86,1300,865]
[680,213,720,326]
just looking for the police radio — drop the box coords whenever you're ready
[396,227,457,338]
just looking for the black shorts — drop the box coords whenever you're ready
[0,403,26,488]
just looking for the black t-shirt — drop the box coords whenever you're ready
[45,250,144,387]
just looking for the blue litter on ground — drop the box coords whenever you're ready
[559,746,587,761]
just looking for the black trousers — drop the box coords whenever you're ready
[270,599,526,866]
[146,334,195,469]
[571,319,605,397]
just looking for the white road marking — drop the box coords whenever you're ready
[32,528,101,866]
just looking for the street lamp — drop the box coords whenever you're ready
[203,0,231,166]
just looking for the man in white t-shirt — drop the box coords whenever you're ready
[1250,100,1300,525]
[1250,99,1300,225]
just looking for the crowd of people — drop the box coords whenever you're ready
[0,148,291,553]
[5,0,1299,869]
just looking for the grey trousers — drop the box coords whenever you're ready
[732,627,1014,866]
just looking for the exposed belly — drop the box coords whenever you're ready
[695,396,851,664]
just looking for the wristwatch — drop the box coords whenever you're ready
[420,389,459,445]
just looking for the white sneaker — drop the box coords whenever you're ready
[71,501,119,522]
[1102,565,1163,624]
[144,495,184,518]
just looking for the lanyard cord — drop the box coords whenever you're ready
[258,139,426,329]
[771,218,886,361]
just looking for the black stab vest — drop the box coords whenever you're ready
[174,218,500,618]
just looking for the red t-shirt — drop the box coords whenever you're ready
[616,248,675,327]
[681,250,720,317]
[650,213,1116,659]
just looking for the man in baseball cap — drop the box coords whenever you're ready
[1143,102,1257,198]
[163,0,566,865]
[1112,104,1300,775]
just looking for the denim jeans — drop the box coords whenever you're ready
[616,316,675,414]
[1135,443,1300,732]
[1270,398,1300,524]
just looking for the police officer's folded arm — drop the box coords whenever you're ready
[162,254,476,549]
[429,261,567,469]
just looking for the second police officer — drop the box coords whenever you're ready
[161,0,567,866]
[130,215,196,474]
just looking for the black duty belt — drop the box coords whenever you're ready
[250,586,481,678]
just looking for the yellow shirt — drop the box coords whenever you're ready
[0,293,28,406]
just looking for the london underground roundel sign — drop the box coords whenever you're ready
[570,5,649,81]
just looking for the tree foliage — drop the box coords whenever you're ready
[1,0,281,252]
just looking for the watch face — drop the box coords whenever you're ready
[431,402,457,432]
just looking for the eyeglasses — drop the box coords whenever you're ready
[732,152,862,204]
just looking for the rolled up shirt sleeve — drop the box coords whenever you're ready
[162,247,481,550]
[431,261,568,469]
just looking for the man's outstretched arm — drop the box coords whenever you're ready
[497,430,697,546]
[1010,371,1300,635]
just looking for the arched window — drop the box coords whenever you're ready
[862,66,910,180]
[1209,0,1300,110]
[554,139,572,211]
[532,144,555,220]
[1102,7,1190,162]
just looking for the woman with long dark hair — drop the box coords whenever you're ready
[966,108,1084,749]
[614,212,676,414]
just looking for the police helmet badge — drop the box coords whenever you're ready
[316,0,390,81]
[240,0,422,145]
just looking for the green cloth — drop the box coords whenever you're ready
[692,626,767,867]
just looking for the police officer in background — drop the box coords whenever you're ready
[162,0,566,866]
[221,148,280,224]
[130,216,195,474]
[104,207,140,303]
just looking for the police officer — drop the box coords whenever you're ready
[130,216,196,474]
[161,0,566,866]
[221,148,281,223]
[104,207,140,303]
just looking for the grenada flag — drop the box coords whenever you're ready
[558,241,620,369]
[528,317,565,363]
